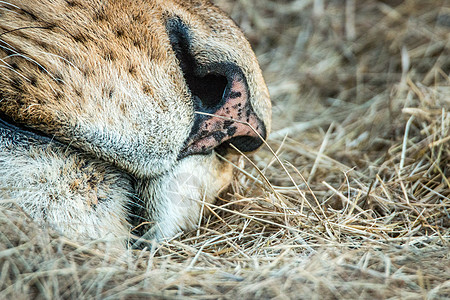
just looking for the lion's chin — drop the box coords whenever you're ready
[135,152,233,242]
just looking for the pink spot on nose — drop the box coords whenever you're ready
[181,73,266,158]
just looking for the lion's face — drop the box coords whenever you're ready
[0,0,271,240]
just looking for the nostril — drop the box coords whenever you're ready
[215,134,265,157]
[166,16,229,110]
[185,73,228,109]
[229,134,265,152]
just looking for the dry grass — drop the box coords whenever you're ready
[1,0,449,298]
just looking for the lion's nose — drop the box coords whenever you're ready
[180,68,266,159]
[166,17,266,159]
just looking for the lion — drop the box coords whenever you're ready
[0,0,271,245]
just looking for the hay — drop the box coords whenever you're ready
[1,0,449,298]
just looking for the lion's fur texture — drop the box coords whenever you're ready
[0,0,271,243]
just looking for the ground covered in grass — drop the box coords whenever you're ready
[1,0,449,298]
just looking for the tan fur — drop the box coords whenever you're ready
[0,0,271,245]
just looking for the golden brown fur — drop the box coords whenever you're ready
[0,0,271,244]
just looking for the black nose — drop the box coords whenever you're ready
[166,16,266,159]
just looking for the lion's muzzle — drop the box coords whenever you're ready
[166,17,267,159]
